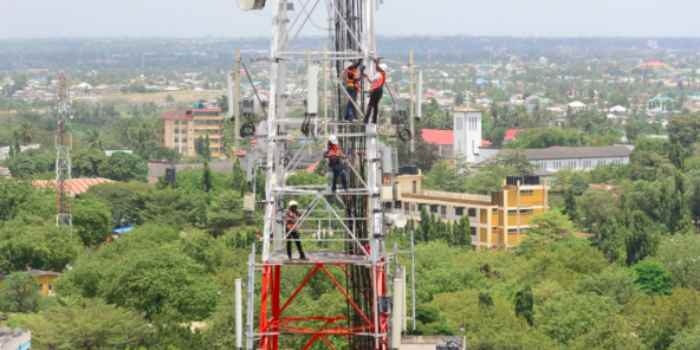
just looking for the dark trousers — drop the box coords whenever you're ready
[345,88,358,121]
[286,230,305,259]
[364,88,383,124]
[331,164,348,192]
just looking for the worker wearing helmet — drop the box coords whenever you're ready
[364,59,387,124]
[285,200,306,260]
[343,60,362,121]
[324,135,348,193]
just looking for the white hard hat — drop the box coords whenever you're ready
[288,200,299,208]
[328,135,338,144]
[379,63,388,71]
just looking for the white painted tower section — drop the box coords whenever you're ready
[453,107,482,163]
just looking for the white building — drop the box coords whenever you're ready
[453,107,482,163]
[508,146,633,175]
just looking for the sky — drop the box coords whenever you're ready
[1,0,699,38]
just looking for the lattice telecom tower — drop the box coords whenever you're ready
[55,72,72,227]
[241,0,399,349]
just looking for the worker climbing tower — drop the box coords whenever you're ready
[241,0,394,349]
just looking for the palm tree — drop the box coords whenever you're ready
[19,123,33,144]
[85,129,104,150]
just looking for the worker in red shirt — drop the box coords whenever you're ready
[324,135,348,193]
[285,200,306,260]
[364,60,387,124]
[343,60,362,121]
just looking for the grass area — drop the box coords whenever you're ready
[75,90,224,105]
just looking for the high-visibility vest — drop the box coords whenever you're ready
[286,209,299,231]
[371,70,386,91]
[345,68,359,90]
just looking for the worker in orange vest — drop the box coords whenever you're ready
[343,60,362,121]
[324,135,348,193]
[285,200,306,260]
[364,60,387,124]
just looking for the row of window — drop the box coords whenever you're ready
[534,158,627,170]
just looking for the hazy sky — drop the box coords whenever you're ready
[1,0,699,38]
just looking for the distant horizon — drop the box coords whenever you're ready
[3,0,700,39]
[3,35,700,40]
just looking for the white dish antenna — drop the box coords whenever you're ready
[239,0,266,11]
[386,213,408,229]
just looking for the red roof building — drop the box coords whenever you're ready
[504,128,522,142]
[32,178,115,196]
[421,128,491,157]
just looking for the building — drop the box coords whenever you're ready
[0,328,31,350]
[505,145,632,175]
[32,178,114,197]
[400,336,464,350]
[384,173,549,249]
[0,269,59,297]
[568,101,587,113]
[162,107,225,158]
[453,107,482,163]
[647,95,675,114]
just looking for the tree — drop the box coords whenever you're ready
[423,161,464,192]
[196,134,212,160]
[6,149,55,179]
[451,216,471,247]
[576,267,637,305]
[72,198,112,246]
[670,325,700,350]
[207,191,247,236]
[517,210,575,255]
[633,260,673,296]
[231,158,247,194]
[0,272,40,313]
[59,237,218,322]
[203,160,213,193]
[535,291,618,345]
[83,182,148,227]
[657,234,700,290]
[0,223,81,272]
[72,148,107,178]
[14,297,149,350]
[98,152,148,182]
[514,286,534,326]
[0,179,34,222]
[569,315,644,350]
[623,210,660,266]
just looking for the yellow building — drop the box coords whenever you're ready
[384,172,549,249]
[162,107,225,158]
[0,269,59,297]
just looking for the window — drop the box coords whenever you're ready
[384,202,392,210]
[508,228,520,234]
[520,209,533,215]
[468,208,477,217]
[394,201,402,209]
[440,205,447,217]
[470,227,477,236]
[455,207,465,216]
[430,205,439,213]
[412,181,417,194]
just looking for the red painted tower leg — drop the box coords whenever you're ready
[272,265,281,350]
[260,265,271,350]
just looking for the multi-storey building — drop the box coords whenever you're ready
[383,172,549,249]
[162,107,225,158]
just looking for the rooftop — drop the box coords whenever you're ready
[508,145,633,161]
[32,177,115,196]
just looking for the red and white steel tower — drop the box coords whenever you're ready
[241,0,397,349]
[55,72,72,227]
